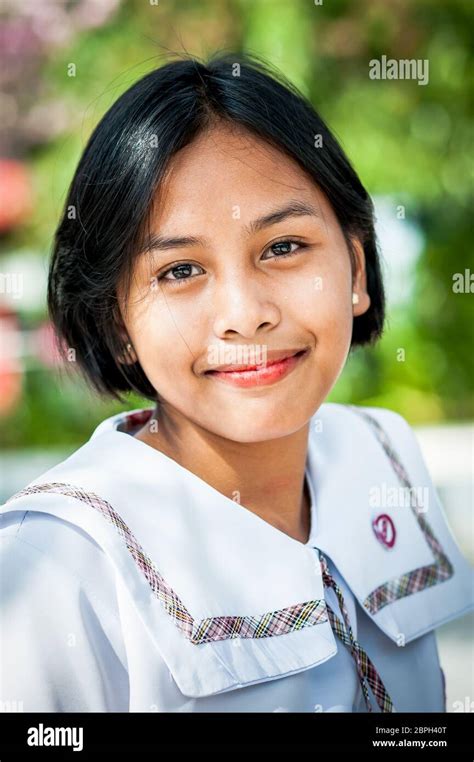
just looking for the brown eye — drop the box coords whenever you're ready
[158,262,204,286]
[261,239,306,260]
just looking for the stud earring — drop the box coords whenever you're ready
[126,342,133,352]
[352,293,359,305]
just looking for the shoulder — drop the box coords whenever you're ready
[0,426,149,605]
[316,401,411,429]
[0,505,120,620]
[313,402,431,482]
[346,404,429,479]
[348,403,415,438]
[313,402,417,446]
[0,510,128,711]
[317,401,418,441]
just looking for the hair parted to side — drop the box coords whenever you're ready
[48,50,385,403]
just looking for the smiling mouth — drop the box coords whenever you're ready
[204,348,309,388]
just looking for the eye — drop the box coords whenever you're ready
[156,262,204,287]
[154,238,307,289]
[261,239,306,261]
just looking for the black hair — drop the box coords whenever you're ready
[48,50,385,403]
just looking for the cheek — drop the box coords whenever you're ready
[128,297,202,381]
[317,287,353,363]
[287,256,352,332]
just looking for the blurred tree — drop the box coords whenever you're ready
[0,0,472,446]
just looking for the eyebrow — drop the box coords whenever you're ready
[141,200,321,254]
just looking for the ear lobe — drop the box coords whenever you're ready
[112,305,137,365]
[352,290,371,316]
[115,328,138,365]
[350,237,371,316]
[116,342,137,366]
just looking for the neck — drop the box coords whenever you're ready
[134,403,312,544]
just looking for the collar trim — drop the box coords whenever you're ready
[6,480,329,644]
[3,403,472,697]
[347,407,454,615]
[11,403,456,629]
[100,404,457,617]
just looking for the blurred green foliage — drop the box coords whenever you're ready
[1,0,472,448]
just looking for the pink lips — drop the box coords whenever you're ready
[205,349,308,388]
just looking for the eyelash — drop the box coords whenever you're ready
[154,239,308,288]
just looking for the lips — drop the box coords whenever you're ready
[204,348,307,374]
[204,348,309,389]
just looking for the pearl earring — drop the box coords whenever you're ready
[352,293,359,305]
[126,342,132,352]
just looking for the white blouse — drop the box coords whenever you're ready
[1,402,472,712]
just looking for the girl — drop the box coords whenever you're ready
[1,52,472,713]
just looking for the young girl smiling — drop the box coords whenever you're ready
[1,52,472,713]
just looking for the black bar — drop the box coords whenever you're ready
[0,711,472,757]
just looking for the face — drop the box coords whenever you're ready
[117,124,370,443]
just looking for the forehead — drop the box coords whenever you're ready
[151,123,329,231]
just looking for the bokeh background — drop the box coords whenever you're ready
[0,0,472,711]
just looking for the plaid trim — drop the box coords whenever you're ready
[4,404,453,653]
[321,553,394,713]
[4,481,327,644]
[348,406,454,615]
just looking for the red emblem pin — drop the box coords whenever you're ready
[372,513,396,549]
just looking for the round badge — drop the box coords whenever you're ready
[372,513,396,549]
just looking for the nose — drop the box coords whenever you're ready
[211,269,281,340]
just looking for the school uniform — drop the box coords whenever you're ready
[0,402,472,713]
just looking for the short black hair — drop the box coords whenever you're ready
[48,51,385,402]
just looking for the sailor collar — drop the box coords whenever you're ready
[2,402,473,698]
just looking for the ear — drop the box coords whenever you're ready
[350,237,371,317]
[116,339,138,366]
[113,304,138,366]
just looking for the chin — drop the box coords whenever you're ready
[214,412,311,444]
